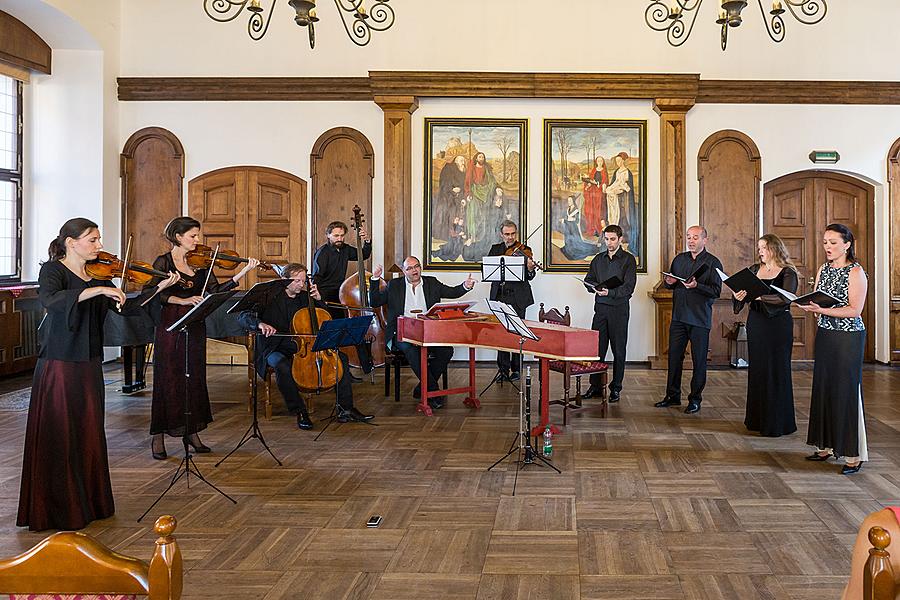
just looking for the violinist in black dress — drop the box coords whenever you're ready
[18,218,178,531]
[146,217,258,460]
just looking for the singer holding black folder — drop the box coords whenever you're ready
[731,234,798,437]
[800,224,868,475]
[582,225,636,401]
[656,225,723,414]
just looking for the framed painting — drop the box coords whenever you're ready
[543,119,647,273]
[424,118,528,270]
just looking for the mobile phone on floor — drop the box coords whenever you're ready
[366,515,383,528]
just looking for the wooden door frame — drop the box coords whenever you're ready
[763,169,876,361]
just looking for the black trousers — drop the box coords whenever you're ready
[665,319,711,403]
[495,293,528,374]
[394,341,453,392]
[589,302,629,393]
[322,289,374,373]
[268,350,354,413]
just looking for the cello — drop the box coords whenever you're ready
[291,273,343,393]
[338,205,388,369]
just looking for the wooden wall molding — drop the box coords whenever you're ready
[375,95,417,271]
[889,138,900,365]
[0,10,51,75]
[309,127,375,251]
[119,72,900,105]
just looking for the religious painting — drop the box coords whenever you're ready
[424,118,528,270]
[543,119,648,273]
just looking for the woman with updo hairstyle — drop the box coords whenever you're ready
[800,223,869,474]
[147,216,258,459]
[17,218,178,530]
[731,233,798,437]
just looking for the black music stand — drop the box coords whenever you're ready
[480,255,528,395]
[139,290,237,522]
[311,315,375,442]
[214,278,292,468]
[485,300,559,496]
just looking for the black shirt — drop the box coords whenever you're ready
[38,260,158,361]
[732,264,798,319]
[665,249,724,328]
[150,252,238,302]
[487,242,536,309]
[584,248,637,307]
[311,241,372,298]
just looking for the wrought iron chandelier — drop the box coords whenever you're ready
[645,1,827,51]
[203,0,395,48]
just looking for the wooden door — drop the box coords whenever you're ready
[188,166,307,289]
[764,171,875,361]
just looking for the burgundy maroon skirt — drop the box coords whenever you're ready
[17,357,115,531]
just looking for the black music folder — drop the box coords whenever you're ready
[663,261,709,284]
[716,267,772,301]
[770,285,841,308]
[581,274,624,294]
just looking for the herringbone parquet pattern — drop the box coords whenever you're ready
[1,364,898,599]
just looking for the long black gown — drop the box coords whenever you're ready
[733,265,798,437]
[148,253,237,437]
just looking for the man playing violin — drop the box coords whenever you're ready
[487,220,537,382]
[237,263,374,430]
[311,220,374,376]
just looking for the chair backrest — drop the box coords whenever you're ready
[865,526,898,600]
[538,303,571,327]
[0,516,182,600]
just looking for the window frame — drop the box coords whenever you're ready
[0,77,23,283]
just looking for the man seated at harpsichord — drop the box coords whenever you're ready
[369,256,476,408]
[237,262,374,430]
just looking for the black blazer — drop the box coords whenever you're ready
[369,275,471,343]
[487,242,536,309]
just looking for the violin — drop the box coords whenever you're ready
[86,251,184,287]
[290,274,343,393]
[185,244,272,272]
[503,241,544,271]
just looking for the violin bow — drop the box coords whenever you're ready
[120,235,134,293]
[521,224,542,246]
[200,243,221,297]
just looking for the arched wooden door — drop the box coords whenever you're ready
[763,171,875,361]
[188,166,307,289]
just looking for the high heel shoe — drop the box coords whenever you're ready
[186,435,211,453]
[151,437,167,460]
[841,462,863,475]
[804,451,832,461]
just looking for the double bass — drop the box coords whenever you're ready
[291,274,343,393]
[338,205,388,369]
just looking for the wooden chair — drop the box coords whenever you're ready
[384,346,448,403]
[865,526,897,599]
[538,303,609,424]
[0,515,182,600]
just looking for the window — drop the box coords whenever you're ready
[0,75,22,281]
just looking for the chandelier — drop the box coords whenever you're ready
[203,0,395,48]
[645,1,827,51]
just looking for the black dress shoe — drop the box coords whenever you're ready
[805,451,832,461]
[684,401,701,414]
[841,462,863,475]
[508,371,520,382]
[412,384,421,399]
[428,396,446,409]
[608,390,621,403]
[654,396,681,407]
[296,412,313,430]
[583,386,601,399]
[346,407,375,422]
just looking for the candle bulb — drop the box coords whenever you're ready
[773,0,782,9]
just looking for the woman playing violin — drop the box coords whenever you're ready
[146,216,259,460]
[487,219,537,382]
[18,218,179,531]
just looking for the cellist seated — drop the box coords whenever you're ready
[237,262,374,430]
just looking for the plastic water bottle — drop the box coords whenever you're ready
[542,425,553,457]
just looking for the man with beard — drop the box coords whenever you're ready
[310,220,373,376]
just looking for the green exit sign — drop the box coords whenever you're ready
[809,150,840,164]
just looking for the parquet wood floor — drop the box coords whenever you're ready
[1,364,898,599]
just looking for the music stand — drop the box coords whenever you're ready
[311,315,376,442]
[214,278,292,468]
[139,290,237,522]
[481,255,528,394]
[485,300,559,496]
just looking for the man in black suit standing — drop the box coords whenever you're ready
[369,256,476,408]
[655,225,723,414]
[487,220,537,381]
